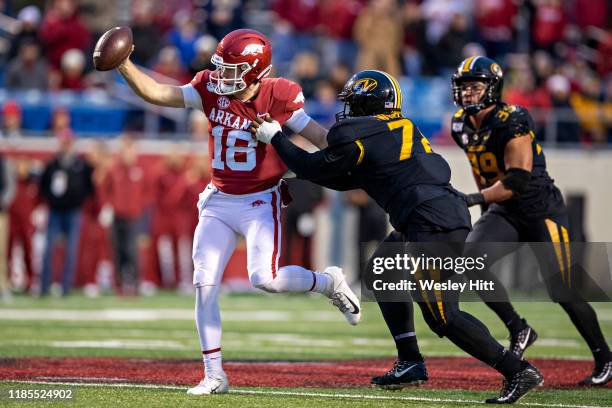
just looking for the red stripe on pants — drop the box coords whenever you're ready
[271,191,279,279]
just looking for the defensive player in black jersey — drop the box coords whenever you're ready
[252,70,543,404]
[451,56,611,386]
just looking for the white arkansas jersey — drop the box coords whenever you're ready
[183,70,306,194]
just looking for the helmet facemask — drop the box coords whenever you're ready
[452,74,502,115]
[209,54,253,95]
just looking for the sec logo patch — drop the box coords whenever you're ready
[217,96,230,109]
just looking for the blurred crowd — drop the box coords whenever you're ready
[0,132,214,297]
[0,0,609,142]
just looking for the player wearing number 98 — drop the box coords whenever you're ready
[451,56,611,386]
[113,28,362,396]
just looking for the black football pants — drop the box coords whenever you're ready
[467,207,610,362]
[371,228,523,377]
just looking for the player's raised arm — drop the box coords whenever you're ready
[94,27,185,108]
[117,59,185,108]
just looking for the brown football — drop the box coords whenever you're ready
[93,26,133,71]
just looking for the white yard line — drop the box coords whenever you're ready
[0,309,340,321]
[3,380,609,408]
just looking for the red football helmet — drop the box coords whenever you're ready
[209,29,273,95]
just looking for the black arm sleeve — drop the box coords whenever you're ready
[271,132,361,182]
[314,174,361,191]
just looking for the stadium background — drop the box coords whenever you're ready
[0,1,610,406]
[1,0,611,294]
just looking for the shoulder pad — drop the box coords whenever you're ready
[327,116,386,146]
[501,104,531,124]
[491,104,532,132]
[271,78,302,102]
[450,108,467,135]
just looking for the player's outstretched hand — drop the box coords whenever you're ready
[251,115,281,144]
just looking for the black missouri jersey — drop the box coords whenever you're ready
[327,112,470,232]
[451,103,565,218]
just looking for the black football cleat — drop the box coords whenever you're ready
[509,321,538,359]
[486,363,543,404]
[371,360,428,390]
[578,360,612,386]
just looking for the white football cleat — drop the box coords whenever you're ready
[324,266,361,326]
[186,373,229,395]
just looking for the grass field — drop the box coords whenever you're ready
[1,292,611,407]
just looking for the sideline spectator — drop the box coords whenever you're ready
[167,10,199,68]
[547,74,580,144]
[531,0,566,54]
[437,12,470,71]
[5,39,49,91]
[8,158,39,293]
[289,52,321,99]
[200,0,244,40]
[104,136,147,295]
[474,0,516,60]
[152,46,191,84]
[354,0,403,77]
[53,48,87,91]
[51,107,72,134]
[76,140,113,297]
[1,101,24,139]
[147,148,191,291]
[38,130,94,296]
[270,0,320,76]
[130,0,163,66]
[571,75,605,143]
[319,0,363,71]
[0,155,16,299]
[189,35,217,76]
[38,0,91,69]
[7,5,42,61]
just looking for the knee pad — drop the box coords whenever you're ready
[250,274,281,293]
[253,280,281,293]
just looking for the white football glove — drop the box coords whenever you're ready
[255,119,282,144]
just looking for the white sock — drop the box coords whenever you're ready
[265,265,333,294]
[203,351,223,377]
[312,271,334,296]
[195,285,223,376]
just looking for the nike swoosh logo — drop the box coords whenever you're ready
[593,364,611,384]
[395,364,418,377]
[518,328,531,350]
[347,296,360,315]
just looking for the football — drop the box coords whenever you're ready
[93,26,133,71]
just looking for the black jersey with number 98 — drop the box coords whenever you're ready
[451,103,565,218]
